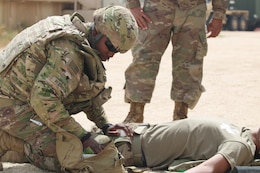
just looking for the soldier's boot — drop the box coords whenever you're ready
[0,129,27,171]
[122,102,145,123]
[1,151,28,163]
[173,101,188,120]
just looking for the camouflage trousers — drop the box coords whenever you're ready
[124,0,207,109]
[0,102,126,173]
[0,103,60,171]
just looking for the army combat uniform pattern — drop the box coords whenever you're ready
[0,12,122,172]
[124,0,229,109]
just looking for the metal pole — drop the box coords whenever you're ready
[74,0,77,11]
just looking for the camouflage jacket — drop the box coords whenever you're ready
[0,13,110,138]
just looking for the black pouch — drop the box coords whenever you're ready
[231,166,260,173]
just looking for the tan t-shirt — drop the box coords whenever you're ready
[142,118,256,170]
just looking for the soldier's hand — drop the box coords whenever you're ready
[107,123,134,137]
[130,7,152,30]
[207,18,223,38]
[82,137,103,154]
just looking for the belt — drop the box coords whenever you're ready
[176,0,206,7]
[132,135,144,167]
[131,124,150,167]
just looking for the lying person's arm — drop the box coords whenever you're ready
[186,154,230,173]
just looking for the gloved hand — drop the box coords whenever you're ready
[207,18,223,38]
[81,134,104,154]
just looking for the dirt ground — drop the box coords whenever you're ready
[1,31,260,172]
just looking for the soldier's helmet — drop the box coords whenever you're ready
[93,5,138,53]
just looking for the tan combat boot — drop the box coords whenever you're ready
[173,101,188,120]
[123,102,145,123]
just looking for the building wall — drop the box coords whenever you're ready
[0,0,64,29]
[0,2,3,27]
[103,0,125,7]
[63,0,125,22]
[0,0,125,29]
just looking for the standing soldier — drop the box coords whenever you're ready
[0,5,137,172]
[123,0,229,123]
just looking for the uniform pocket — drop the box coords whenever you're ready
[196,31,208,59]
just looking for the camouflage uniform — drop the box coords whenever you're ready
[124,0,229,120]
[0,5,137,172]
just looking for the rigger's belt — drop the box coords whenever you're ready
[174,0,206,6]
[131,124,150,167]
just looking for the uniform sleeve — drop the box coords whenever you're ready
[30,38,87,138]
[212,0,229,20]
[125,0,141,9]
[217,140,255,169]
[83,105,109,129]
[64,92,110,129]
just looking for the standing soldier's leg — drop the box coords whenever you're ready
[171,4,207,120]
[124,0,175,123]
[173,102,189,120]
[123,102,145,123]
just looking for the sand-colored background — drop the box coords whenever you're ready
[1,31,260,172]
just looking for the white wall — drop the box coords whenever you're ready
[102,0,125,7]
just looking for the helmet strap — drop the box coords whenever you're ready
[89,23,103,49]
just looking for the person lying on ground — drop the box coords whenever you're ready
[114,118,260,173]
[1,117,259,173]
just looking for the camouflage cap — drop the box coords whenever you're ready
[93,5,138,53]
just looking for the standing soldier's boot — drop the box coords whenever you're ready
[123,102,145,123]
[173,101,188,120]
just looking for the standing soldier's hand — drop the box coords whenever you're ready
[207,18,223,38]
[107,123,134,137]
[130,7,152,30]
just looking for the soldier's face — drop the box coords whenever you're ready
[95,36,117,61]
